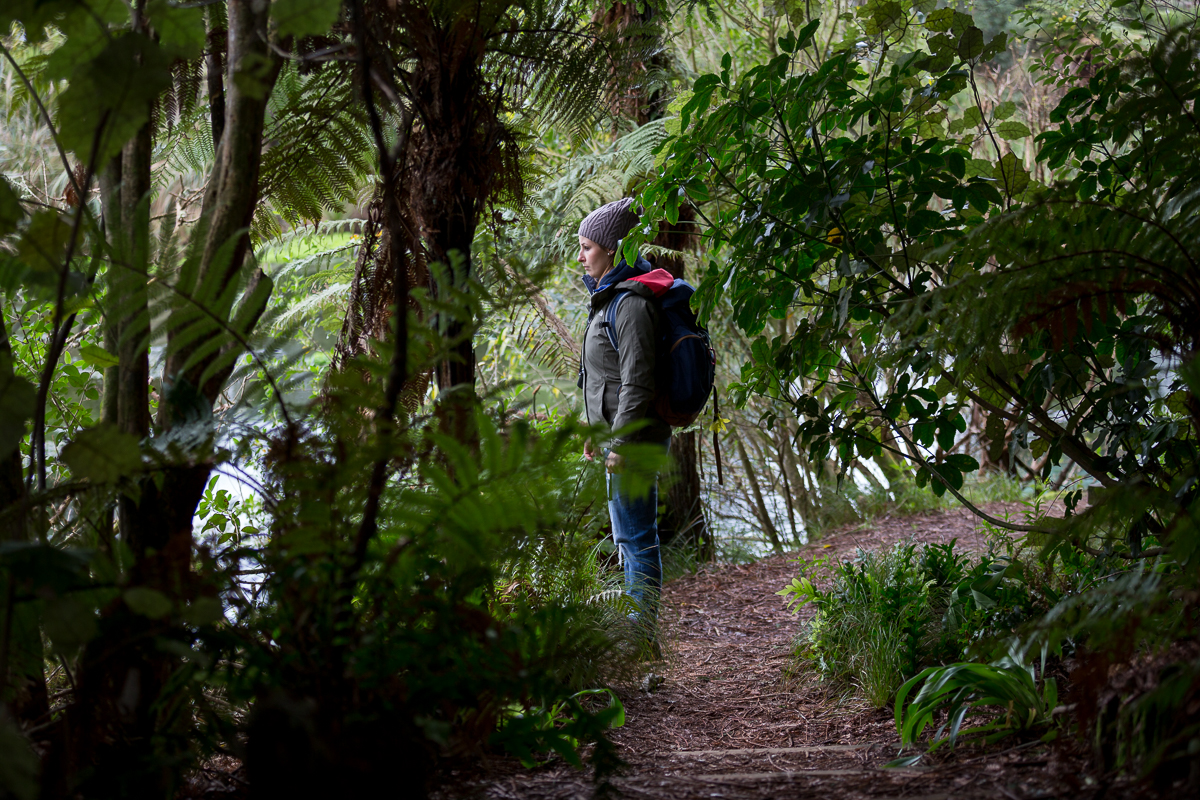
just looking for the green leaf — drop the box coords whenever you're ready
[16,211,73,273]
[945,453,979,472]
[924,8,956,31]
[272,0,343,39]
[55,33,172,166]
[993,153,1031,197]
[124,587,173,620]
[79,344,119,370]
[993,101,1016,121]
[957,26,984,60]
[1030,437,1049,458]
[995,121,1032,140]
[147,0,206,59]
[61,424,144,483]
[182,596,224,626]
[621,238,639,267]
[982,32,1008,61]
[936,420,957,451]
[43,3,125,81]
[0,360,35,460]
[0,543,92,600]
[964,158,993,178]
[0,711,38,800]
[44,596,97,651]
[231,51,277,101]
[985,414,1006,462]
[0,176,24,237]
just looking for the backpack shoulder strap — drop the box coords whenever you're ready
[601,290,631,353]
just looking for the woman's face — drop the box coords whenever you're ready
[578,235,614,281]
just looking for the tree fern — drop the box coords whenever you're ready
[254,62,377,241]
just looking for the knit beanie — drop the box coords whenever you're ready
[578,198,640,252]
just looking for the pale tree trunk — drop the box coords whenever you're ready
[48,3,280,796]
[734,431,783,553]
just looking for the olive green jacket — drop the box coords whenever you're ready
[581,274,671,445]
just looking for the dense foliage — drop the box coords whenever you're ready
[0,1,656,797]
[3,0,1200,796]
[618,0,1200,786]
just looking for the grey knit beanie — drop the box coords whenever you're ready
[578,198,640,252]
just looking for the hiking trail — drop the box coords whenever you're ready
[437,505,1094,800]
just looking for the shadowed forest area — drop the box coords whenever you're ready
[1,0,1199,798]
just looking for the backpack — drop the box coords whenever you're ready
[602,268,716,427]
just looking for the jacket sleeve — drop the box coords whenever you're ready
[611,294,657,442]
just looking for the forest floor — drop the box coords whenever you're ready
[429,503,1130,800]
[186,504,1147,799]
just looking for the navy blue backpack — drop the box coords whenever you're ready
[603,268,716,427]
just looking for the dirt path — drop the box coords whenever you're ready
[441,505,1094,800]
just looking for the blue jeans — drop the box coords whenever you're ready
[607,440,670,624]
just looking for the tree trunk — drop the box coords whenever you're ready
[662,431,713,558]
[734,432,783,554]
[0,316,48,727]
[403,7,509,445]
[48,3,281,796]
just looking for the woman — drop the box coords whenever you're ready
[576,198,672,644]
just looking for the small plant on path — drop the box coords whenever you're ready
[893,645,1059,754]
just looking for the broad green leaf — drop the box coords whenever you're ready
[923,7,956,31]
[948,10,974,36]
[231,51,277,100]
[44,596,98,651]
[272,0,343,39]
[957,26,984,60]
[995,121,1032,140]
[0,358,35,459]
[0,177,24,237]
[0,711,38,800]
[182,597,225,627]
[56,33,172,166]
[124,586,173,619]
[964,158,994,179]
[147,0,206,59]
[993,101,1016,120]
[78,344,119,370]
[946,453,979,472]
[0,542,92,594]
[61,424,143,483]
[1030,437,1049,458]
[858,0,904,35]
[16,211,73,273]
[993,153,1031,197]
[44,2,129,81]
[985,413,1006,462]
[936,420,957,450]
[982,32,1008,61]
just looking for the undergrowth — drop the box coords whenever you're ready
[780,537,1048,708]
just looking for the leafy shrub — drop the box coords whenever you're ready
[894,648,1059,753]
[780,539,1043,707]
[212,386,641,793]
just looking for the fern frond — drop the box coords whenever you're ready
[254,62,376,242]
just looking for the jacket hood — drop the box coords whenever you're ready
[622,268,675,298]
[583,256,652,308]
